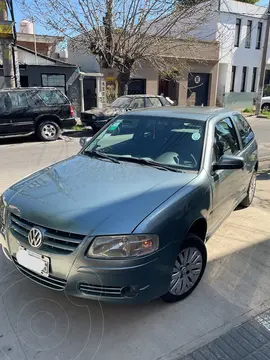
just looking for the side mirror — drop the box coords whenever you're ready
[213,155,244,171]
[79,137,91,148]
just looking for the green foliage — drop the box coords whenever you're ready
[261,111,270,118]
[242,107,254,113]
[236,0,259,3]
[264,85,270,97]
[240,0,259,3]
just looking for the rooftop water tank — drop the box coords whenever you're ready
[59,48,68,59]
[20,20,34,34]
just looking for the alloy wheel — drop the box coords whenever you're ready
[41,124,57,139]
[169,247,203,296]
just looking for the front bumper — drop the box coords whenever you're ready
[3,221,175,303]
[61,117,76,129]
[81,113,111,129]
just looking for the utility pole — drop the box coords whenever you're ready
[256,0,270,116]
[0,0,15,88]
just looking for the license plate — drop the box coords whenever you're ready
[16,247,50,277]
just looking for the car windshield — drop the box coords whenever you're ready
[83,115,205,171]
[110,97,132,108]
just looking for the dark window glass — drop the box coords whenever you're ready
[41,74,66,94]
[251,67,257,92]
[241,67,247,92]
[256,22,263,50]
[149,97,162,107]
[232,114,254,147]
[235,18,242,47]
[245,20,252,48]
[38,89,66,105]
[111,97,132,108]
[130,98,145,109]
[86,116,206,171]
[230,66,236,92]
[8,92,28,107]
[214,118,240,161]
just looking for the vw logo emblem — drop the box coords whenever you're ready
[28,227,43,248]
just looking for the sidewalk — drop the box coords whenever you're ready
[178,309,270,360]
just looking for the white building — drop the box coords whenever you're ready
[196,0,268,108]
[68,0,270,109]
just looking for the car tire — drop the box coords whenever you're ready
[36,120,61,141]
[162,234,207,303]
[262,103,270,112]
[240,171,257,208]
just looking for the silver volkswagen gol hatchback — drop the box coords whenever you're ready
[0,107,258,303]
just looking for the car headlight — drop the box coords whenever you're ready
[92,115,96,120]
[0,195,6,226]
[87,235,159,258]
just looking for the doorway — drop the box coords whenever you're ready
[83,78,96,110]
[159,77,179,104]
[187,73,210,106]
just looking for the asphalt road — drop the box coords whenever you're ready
[0,122,270,360]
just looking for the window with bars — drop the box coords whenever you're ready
[251,67,257,92]
[41,74,66,94]
[256,22,263,50]
[230,66,236,92]
[245,20,252,49]
[241,67,247,92]
[235,18,242,47]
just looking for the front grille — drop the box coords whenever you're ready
[13,257,67,291]
[10,213,85,254]
[79,283,124,298]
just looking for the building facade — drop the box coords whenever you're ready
[191,0,268,109]
[68,38,220,108]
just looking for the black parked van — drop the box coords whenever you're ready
[0,87,76,141]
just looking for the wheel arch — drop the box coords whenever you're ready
[185,217,207,243]
[35,115,62,129]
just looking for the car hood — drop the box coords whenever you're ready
[84,107,123,117]
[4,155,197,236]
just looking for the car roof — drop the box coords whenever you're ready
[125,106,239,121]
[0,87,59,93]
[119,94,164,98]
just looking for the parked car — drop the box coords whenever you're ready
[261,96,270,111]
[0,107,257,303]
[0,87,76,141]
[81,94,172,132]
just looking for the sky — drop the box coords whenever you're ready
[11,0,270,35]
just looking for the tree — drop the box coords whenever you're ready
[20,0,214,96]
[236,0,259,3]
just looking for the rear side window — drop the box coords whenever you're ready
[159,97,170,106]
[149,97,162,107]
[214,118,240,160]
[8,92,28,107]
[130,98,144,109]
[0,94,7,112]
[38,90,67,105]
[232,114,254,147]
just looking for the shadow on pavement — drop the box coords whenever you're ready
[257,169,270,181]
[0,134,38,146]
[0,235,270,360]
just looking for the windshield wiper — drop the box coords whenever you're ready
[115,156,182,172]
[83,150,120,164]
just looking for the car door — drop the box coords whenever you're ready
[8,91,34,134]
[210,117,245,230]
[231,113,257,193]
[0,92,13,135]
